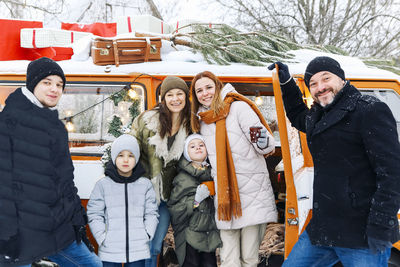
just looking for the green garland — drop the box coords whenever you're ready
[101,87,141,168]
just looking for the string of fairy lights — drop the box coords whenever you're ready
[61,73,265,133]
[61,73,162,133]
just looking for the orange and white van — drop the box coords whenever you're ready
[0,50,399,265]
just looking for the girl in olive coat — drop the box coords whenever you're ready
[168,134,222,267]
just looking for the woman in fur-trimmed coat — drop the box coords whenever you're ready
[131,76,191,267]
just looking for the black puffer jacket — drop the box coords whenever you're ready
[281,79,400,248]
[0,89,86,265]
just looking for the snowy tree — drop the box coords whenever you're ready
[213,0,400,59]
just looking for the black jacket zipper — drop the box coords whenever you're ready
[125,181,130,263]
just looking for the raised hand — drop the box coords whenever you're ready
[268,62,291,84]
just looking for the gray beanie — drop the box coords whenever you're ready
[160,76,189,100]
[183,134,207,163]
[111,134,140,165]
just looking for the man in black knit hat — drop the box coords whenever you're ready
[0,57,101,266]
[269,57,400,266]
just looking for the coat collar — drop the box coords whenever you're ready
[178,157,211,182]
[6,88,60,120]
[142,109,188,166]
[308,82,361,137]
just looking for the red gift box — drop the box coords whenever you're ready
[0,19,72,61]
[0,18,43,60]
[28,47,74,61]
[61,22,117,37]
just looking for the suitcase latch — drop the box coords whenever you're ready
[100,48,109,56]
[150,45,157,54]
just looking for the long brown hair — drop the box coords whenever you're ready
[190,71,225,133]
[156,89,191,139]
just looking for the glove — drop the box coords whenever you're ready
[194,184,210,204]
[73,225,95,252]
[368,236,392,254]
[268,62,291,84]
[256,129,269,149]
[0,234,19,263]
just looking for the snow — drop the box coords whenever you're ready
[73,160,104,199]
[0,41,398,81]
[293,167,314,234]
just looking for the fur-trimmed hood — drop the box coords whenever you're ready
[131,109,189,202]
[139,109,187,167]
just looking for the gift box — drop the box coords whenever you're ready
[0,18,43,60]
[116,15,172,35]
[29,47,74,61]
[62,22,117,37]
[20,28,92,48]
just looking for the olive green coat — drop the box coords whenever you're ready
[167,157,222,266]
[131,109,188,202]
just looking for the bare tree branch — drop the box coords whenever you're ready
[145,0,163,20]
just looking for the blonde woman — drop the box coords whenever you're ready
[190,71,277,267]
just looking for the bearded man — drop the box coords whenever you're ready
[269,57,400,266]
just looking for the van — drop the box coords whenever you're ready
[0,53,399,266]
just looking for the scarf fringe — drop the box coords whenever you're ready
[232,203,242,219]
[218,203,232,221]
[217,203,243,221]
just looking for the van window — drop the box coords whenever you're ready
[57,83,145,142]
[360,89,400,142]
[247,95,280,145]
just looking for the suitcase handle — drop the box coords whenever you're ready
[110,38,153,66]
[113,40,120,67]
[121,49,142,56]
[144,37,150,62]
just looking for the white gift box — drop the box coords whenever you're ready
[20,28,93,48]
[116,15,172,35]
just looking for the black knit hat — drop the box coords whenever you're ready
[304,56,345,88]
[160,76,189,100]
[26,57,66,93]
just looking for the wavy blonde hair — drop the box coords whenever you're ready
[190,71,225,133]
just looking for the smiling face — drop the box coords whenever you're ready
[187,138,207,163]
[164,88,186,114]
[33,75,64,107]
[309,71,345,107]
[115,150,136,177]
[194,77,216,108]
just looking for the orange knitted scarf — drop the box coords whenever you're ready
[199,92,272,221]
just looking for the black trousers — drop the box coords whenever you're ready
[182,243,217,267]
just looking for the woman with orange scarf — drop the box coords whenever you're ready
[190,71,277,267]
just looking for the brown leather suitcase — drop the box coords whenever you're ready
[91,37,162,66]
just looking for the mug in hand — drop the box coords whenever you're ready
[249,126,263,143]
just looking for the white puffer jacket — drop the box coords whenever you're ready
[199,84,277,229]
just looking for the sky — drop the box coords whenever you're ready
[41,0,225,28]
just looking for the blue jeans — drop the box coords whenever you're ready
[145,201,170,267]
[17,241,101,267]
[103,260,145,267]
[283,231,391,267]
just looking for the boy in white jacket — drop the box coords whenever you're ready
[87,134,159,267]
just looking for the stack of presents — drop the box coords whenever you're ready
[2,15,213,66]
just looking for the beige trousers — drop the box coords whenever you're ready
[219,223,267,267]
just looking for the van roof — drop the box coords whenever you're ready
[0,46,398,81]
